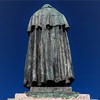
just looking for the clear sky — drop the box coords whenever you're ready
[0,0,100,100]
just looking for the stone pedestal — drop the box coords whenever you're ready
[8,93,90,100]
[7,87,92,100]
[26,87,79,98]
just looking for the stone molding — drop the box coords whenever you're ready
[8,93,90,100]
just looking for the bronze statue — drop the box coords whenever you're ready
[24,4,75,89]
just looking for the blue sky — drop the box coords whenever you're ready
[0,0,100,100]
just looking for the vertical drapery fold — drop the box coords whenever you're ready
[24,26,74,88]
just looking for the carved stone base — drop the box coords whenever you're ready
[26,87,79,99]
[8,93,90,100]
[7,87,93,100]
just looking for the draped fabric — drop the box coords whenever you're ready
[27,4,69,33]
[24,4,75,88]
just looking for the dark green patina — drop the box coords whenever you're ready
[25,87,79,99]
[24,4,79,99]
[24,4,75,88]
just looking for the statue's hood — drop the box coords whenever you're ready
[27,4,70,33]
[42,4,52,8]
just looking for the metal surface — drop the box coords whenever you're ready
[24,4,75,88]
[25,87,79,99]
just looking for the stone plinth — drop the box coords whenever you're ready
[8,87,94,100]
[26,87,79,98]
[8,93,90,100]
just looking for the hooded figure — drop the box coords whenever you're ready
[24,4,75,88]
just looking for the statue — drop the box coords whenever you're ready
[7,4,92,100]
[24,4,75,89]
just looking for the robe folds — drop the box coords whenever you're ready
[24,4,75,88]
